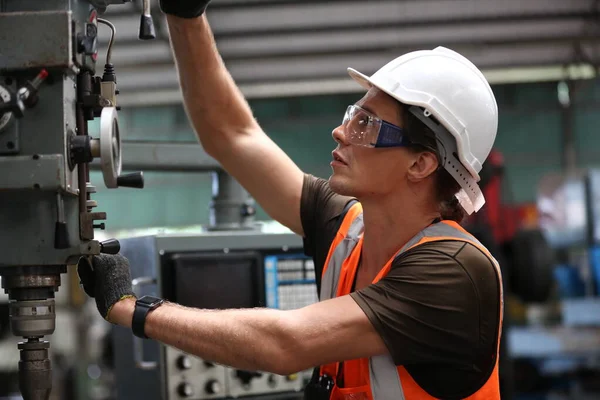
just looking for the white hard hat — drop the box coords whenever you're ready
[347,46,498,214]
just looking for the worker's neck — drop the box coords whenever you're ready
[359,190,439,275]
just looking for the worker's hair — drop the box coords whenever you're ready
[402,108,466,223]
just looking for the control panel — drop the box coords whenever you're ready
[164,347,302,399]
[165,347,227,399]
[113,232,309,400]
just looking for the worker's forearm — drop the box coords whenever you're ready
[166,15,259,149]
[110,298,297,374]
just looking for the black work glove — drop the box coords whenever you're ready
[159,0,212,19]
[78,254,136,321]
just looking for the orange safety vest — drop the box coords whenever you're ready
[319,202,503,400]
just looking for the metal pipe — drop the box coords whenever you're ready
[75,74,88,215]
[558,80,576,174]
[89,142,221,172]
[209,170,256,231]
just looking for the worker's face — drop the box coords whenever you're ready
[329,88,437,199]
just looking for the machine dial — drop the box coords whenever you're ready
[176,355,192,370]
[205,380,222,395]
[99,107,122,188]
[177,382,194,398]
[0,84,14,132]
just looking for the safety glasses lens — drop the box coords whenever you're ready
[343,106,381,147]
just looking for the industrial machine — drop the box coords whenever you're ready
[0,1,157,398]
[112,228,312,400]
[0,2,298,399]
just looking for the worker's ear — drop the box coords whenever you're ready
[406,151,438,182]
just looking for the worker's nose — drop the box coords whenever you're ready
[332,124,348,145]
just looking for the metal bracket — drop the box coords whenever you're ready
[80,211,106,240]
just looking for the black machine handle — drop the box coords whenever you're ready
[139,0,156,40]
[117,172,145,189]
[100,239,120,254]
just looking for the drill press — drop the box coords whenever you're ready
[0,1,155,398]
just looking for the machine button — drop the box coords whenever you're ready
[203,361,215,368]
[286,373,298,381]
[205,380,222,395]
[177,355,192,370]
[177,383,194,398]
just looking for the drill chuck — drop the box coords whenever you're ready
[10,299,55,337]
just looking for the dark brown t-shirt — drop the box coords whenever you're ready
[300,174,501,399]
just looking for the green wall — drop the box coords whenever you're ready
[89,79,600,231]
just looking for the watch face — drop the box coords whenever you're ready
[138,295,163,307]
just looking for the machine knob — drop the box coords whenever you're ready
[117,172,144,189]
[205,380,222,395]
[100,239,120,254]
[235,370,262,386]
[177,383,194,398]
[267,374,278,387]
[177,355,192,370]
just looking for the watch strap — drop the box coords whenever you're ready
[132,296,164,339]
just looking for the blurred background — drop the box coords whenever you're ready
[3,0,600,399]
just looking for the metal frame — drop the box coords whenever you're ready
[94,0,600,106]
[153,231,303,253]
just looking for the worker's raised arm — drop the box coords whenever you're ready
[163,4,306,236]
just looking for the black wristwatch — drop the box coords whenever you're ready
[132,295,165,339]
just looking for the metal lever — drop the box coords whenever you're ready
[54,193,70,249]
[117,172,145,188]
[100,239,120,254]
[139,0,156,40]
[0,69,48,119]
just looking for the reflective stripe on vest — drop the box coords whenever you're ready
[320,204,503,400]
[320,211,364,301]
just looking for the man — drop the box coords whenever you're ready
[78,1,503,399]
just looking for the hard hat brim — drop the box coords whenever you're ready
[348,67,416,113]
[347,68,374,91]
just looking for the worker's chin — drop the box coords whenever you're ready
[328,173,356,196]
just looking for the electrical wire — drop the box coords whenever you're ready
[97,18,116,65]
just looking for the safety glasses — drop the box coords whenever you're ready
[342,105,412,148]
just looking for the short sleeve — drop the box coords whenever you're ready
[349,240,501,398]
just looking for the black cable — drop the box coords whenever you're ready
[97,18,116,65]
